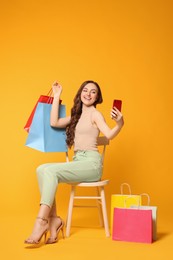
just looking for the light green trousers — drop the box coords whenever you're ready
[36,150,102,207]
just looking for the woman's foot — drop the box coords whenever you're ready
[46,216,65,244]
[24,217,49,244]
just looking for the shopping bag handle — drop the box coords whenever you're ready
[47,88,53,96]
[124,193,150,208]
[140,193,150,206]
[120,183,131,195]
[46,88,53,104]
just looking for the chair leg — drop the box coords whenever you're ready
[96,187,104,226]
[66,186,75,237]
[100,186,110,237]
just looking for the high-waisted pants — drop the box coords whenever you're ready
[36,150,102,207]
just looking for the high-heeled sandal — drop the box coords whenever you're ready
[24,217,49,244]
[46,216,65,244]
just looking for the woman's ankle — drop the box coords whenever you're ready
[36,217,48,225]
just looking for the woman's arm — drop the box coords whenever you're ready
[50,81,71,128]
[92,107,124,140]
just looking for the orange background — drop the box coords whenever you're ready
[0,0,173,259]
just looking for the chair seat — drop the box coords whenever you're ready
[68,179,109,187]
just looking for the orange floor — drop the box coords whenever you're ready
[1,210,172,260]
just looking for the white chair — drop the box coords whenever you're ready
[65,136,110,237]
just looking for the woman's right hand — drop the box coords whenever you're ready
[52,81,62,98]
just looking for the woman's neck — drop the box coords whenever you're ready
[82,104,95,112]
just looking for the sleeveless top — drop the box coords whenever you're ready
[73,106,100,151]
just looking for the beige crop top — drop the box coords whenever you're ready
[73,106,100,151]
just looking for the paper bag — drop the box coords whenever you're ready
[24,89,62,132]
[112,207,152,243]
[111,183,141,232]
[25,102,67,152]
[130,193,157,240]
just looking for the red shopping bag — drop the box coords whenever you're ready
[24,89,62,132]
[112,207,152,243]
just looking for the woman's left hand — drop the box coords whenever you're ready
[111,107,124,127]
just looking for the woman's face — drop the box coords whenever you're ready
[80,83,98,106]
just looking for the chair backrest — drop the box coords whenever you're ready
[65,136,109,164]
[97,136,109,164]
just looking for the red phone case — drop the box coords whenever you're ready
[113,100,122,112]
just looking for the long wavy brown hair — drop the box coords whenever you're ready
[66,80,103,148]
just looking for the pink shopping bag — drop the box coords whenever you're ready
[130,193,157,241]
[112,207,152,243]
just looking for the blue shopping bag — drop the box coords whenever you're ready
[25,102,67,152]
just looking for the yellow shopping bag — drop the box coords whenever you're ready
[111,183,141,233]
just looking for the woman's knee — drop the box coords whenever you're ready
[36,164,48,175]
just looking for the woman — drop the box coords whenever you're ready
[24,80,124,244]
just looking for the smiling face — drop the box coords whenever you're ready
[80,83,98,107]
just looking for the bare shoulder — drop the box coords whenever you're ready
[92,109,102,117]
[91,109,105,123]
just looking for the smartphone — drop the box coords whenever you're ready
[113,99,122,112]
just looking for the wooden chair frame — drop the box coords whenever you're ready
[65,136,110,237]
